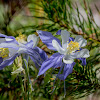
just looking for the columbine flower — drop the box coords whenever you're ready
[0,34,19,70]
[16,34,48,69]
[0,33,44,70]
[52,30,89,64]
[11,34,48,92]
[37,30,90,80]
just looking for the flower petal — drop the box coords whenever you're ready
[61,30,70,49]
[0,42,19,50]
[56,30,74,42]
[78,58,86,65]
[0,38,6,43]
[74,35,87,47]
[70,49,90,58]
[5,38,14,41]
[17,47,27,54]
[30,47,48,69]
[0,54,18,70]
[38,53,63,76]
[0,34,15,40]
[0,33,8,38]
[25,40,34,47]
[38,59,55,76]
[69,37,74,42]
[0,33,18,44]
[52,40,65,54]
[58,62,75,80]
[36,30,61,50]
[63,56,74,64]
[27,34,39,47]
[9,48,18,57]
[50,53,64,68]
[27,48,43,68]
[56,29,61,35]
[33,47,48,61]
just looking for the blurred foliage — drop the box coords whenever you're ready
[0,0,100,100]
[0,0,32,36]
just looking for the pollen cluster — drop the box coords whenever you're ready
[0,48,9,58]
[16,34,27,43]
[67,41,79,54]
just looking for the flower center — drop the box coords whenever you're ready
[67,41,79,54]
[16,34,27,43]
[0,48,9,58]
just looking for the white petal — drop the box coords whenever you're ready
[17,47,27,54]
[18,43,26,47]
[27,34,39,47]
[61,30,70,49]
[0,43,19,49]
[74,35,87,47]
[63,57,74,64]
[52,40,65,54]
[5,38,13,41]
[0,38,6,43]
[9,48,18,57]
[70,49,90,58]
[3,48,18,61]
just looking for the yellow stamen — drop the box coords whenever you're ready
[16,34,27,43]
[67,41,79,54]
[0,48,9,58]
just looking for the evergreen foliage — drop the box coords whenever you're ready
[0,0,100,99]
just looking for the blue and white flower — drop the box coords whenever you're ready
[52,30,89,64]
[0,34,19,70]
[37,30,90,80]
[0,33,46,70]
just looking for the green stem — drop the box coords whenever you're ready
[19,74,26,100]
[24,59,30,100]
